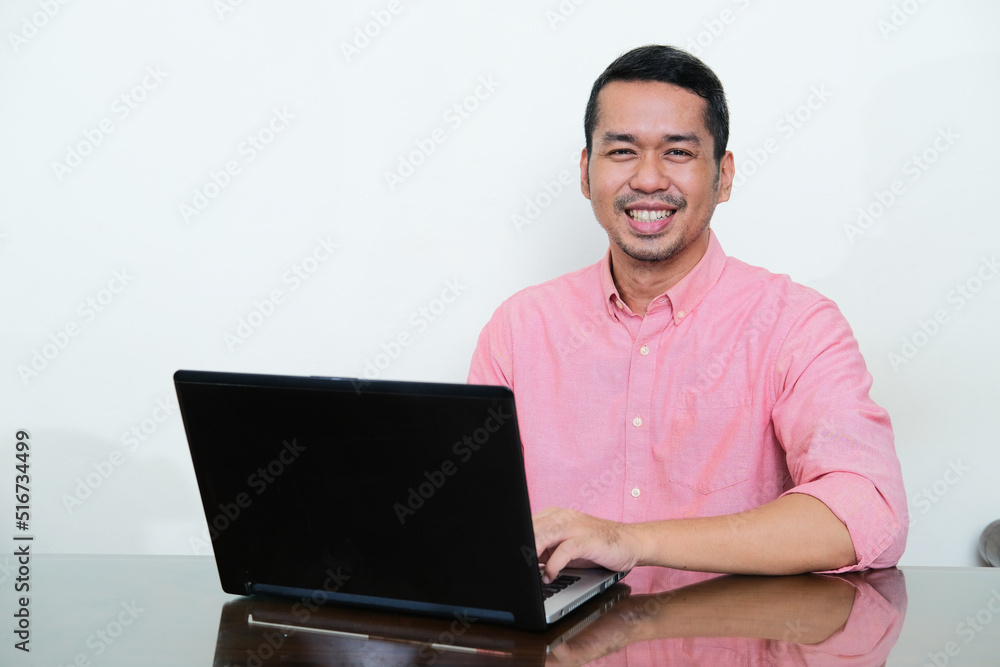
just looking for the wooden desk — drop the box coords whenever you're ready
[18,555,1000,665]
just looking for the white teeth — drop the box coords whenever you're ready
[628,209,674,222]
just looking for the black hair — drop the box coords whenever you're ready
[584,45,729,165]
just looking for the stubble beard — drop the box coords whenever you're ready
[606,193,705,264]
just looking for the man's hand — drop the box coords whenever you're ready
[533,507,644,582]
[533,494,856,579]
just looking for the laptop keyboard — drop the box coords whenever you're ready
[540,573,581,599]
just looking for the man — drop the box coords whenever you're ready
[468,45,907,583]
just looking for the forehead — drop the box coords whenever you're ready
[594,80,710,142]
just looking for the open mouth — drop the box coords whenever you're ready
[616,195,685,235]
[626,209,675,222]
[624,207,677,234]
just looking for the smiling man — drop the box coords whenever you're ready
[469,45,907,582]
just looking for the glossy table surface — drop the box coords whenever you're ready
[10,555,1000,665]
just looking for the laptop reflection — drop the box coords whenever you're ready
[212,583,628,667]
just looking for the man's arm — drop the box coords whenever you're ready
[534,493,856,582]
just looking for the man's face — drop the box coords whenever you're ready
[582,80,734,266]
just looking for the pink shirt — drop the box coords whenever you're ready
[468,232,907,573]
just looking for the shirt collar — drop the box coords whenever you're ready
[599,252,628,318]
[600,230,728,323]
[663,230,727,324]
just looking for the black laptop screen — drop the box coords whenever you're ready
[175,371,545,625]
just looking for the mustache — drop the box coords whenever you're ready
[613,193,687,214]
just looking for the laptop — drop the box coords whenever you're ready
[174,369,627,631]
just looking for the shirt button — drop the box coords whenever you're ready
[632,416,642,428]
[631,488,641,498]
[639,345,649,356]
[615,299,624,309]
[677,310,686,319]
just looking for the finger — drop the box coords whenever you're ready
[537,545,554,565]
[532,507,570,556]
[542,540,577,584]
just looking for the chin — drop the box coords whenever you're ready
[627,251,681,263]
[620,242,683,264]
[613,232,681,262]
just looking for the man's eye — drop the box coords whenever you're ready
[608,148,633,156]
[666,149,691,157]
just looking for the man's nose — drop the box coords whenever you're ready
[629,154,670,193]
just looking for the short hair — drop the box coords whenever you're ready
[584,45,730,165]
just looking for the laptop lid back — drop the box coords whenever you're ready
[175,370,548,630]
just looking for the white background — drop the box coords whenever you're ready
[1,0,997,567]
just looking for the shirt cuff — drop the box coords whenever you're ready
[781,472,906,572]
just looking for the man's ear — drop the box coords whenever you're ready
[580,148,591,200]
[716,150,735,203]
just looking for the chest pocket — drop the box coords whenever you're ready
[667,391,752,494]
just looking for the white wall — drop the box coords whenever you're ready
[1,0,997,565]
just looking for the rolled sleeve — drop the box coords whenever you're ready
[772,300,908,571]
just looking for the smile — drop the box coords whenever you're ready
[627,209,675,222]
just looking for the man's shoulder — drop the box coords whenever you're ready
[718,254,832,316]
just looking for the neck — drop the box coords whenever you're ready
[610,231,710,316]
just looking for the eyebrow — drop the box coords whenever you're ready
[601,131,702,145]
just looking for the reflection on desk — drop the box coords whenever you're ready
[212,568,905,666]
[27,557,1000,665]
